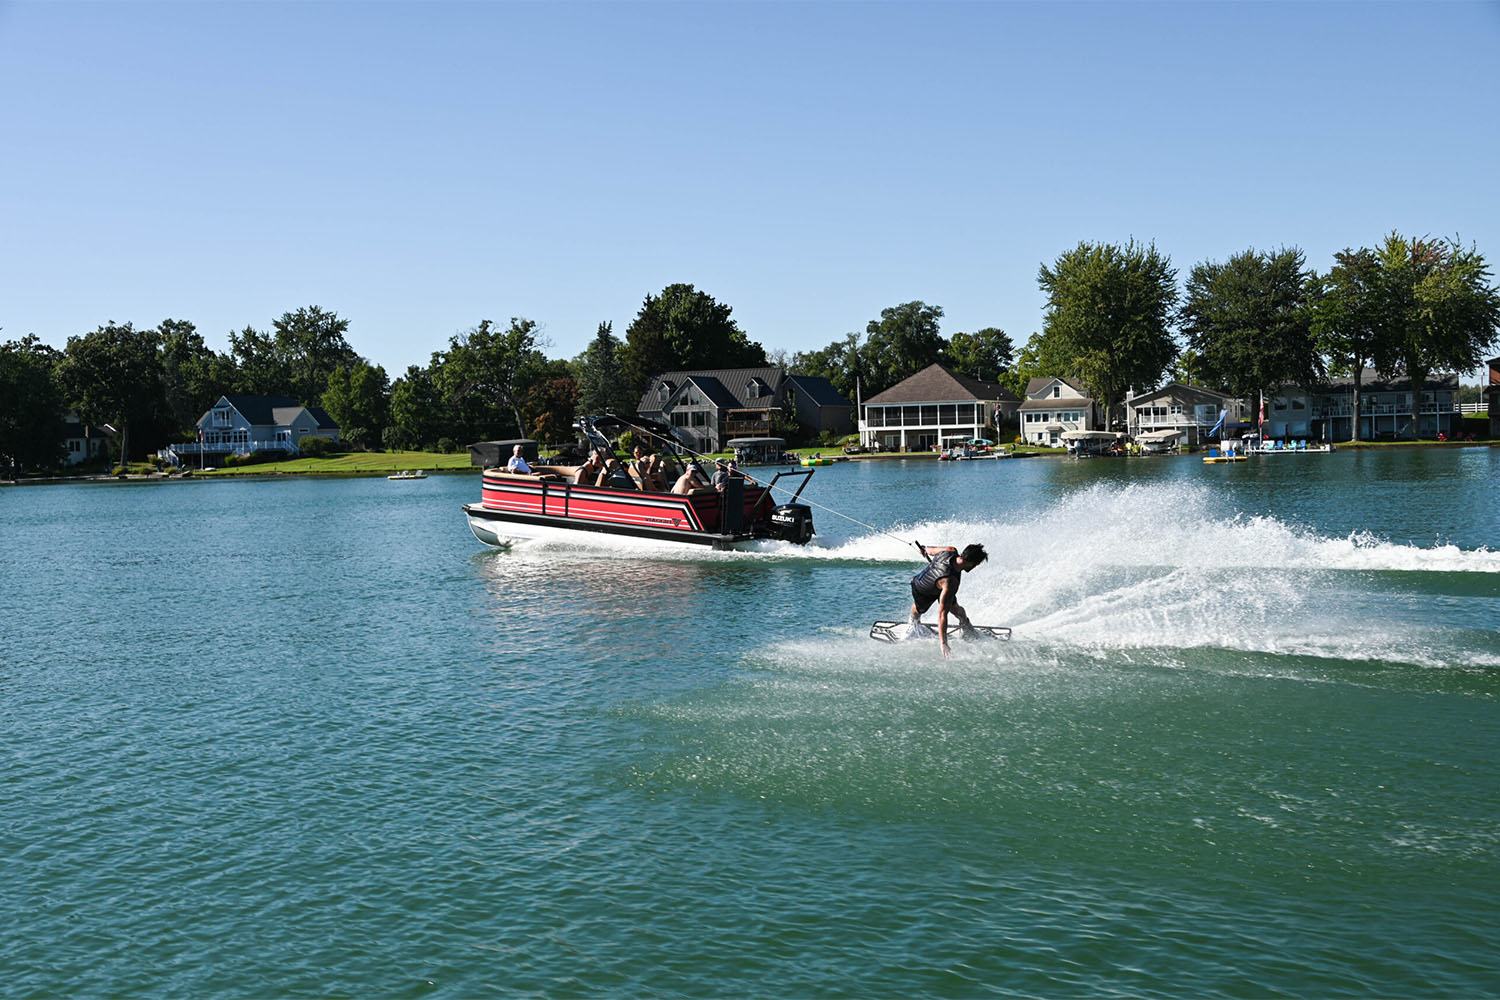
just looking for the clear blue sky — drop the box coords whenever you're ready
[3,1,1498,376]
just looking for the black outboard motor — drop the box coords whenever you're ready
[769,502,815,544]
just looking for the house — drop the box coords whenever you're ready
[1018,376,1100,446]
[1488,357,1499,438]
[859,363,1020,451]
[636,368,852,452]
[62,413,114,466]
[1267,370,1460,441]
[1126,383,1247,449]
[165,394,340,463]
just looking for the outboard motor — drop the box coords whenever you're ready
[769,502,815,544]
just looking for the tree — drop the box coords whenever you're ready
[1178,247,1318,404]
[158,319,234,433]
[573,321,637,416]
[321,362,390,449]
[56,322,166,464]
[388,363,447,450]
[1002,330,1073,401]
[0,334,67,474]
[944,327,1014,383]
[441,317,549,439]
[272,306,360,404]
[860,301,946,397]
[1039,241,1179,421]
[525,372,580,444]
[791,332,863,401]
[229,325,287,395]
[620,284,766,394]
[1310,248,1384,440]
[1373,234,1500,437]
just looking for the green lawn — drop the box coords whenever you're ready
[196,450,471,476]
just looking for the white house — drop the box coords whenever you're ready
[859,363,1020,451]
[1126,383,1246,449]
[1019,377,1099,446]
[62,413,115,466]
[165,395,340,462]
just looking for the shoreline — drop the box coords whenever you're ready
[3,437,1494,487]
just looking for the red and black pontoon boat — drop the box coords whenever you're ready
[463,415,816,550]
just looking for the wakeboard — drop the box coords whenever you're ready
[869,620,1012,644]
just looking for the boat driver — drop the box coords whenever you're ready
[506,444,533,474]
[908,541,989,658]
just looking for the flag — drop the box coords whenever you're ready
[1209,408,1227,439]
[1258,397,1266,429]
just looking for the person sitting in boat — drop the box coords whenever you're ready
[712,459,730,492]
[641,454,670,492]
[506,444,533,474]
[599,458,637,490]
[671,460,710,494]
[908,541,989,658]
[575,449,606,485]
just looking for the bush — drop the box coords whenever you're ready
[436,437,458,454]
[111,465,129,477]
[297,436,341,458]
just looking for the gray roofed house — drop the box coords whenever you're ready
[164,394,341,464]
[1018,375,1100,446]
[636,367,853,452]
[1267,369,1462,441]
[860,363,1020,451]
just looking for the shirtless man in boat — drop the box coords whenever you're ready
[908,541,988,658]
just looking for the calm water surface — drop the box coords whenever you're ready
[4,448,1499,997]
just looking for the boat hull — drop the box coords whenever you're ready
[464,504,766,550]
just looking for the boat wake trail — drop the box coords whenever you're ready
[801,482,1500,669]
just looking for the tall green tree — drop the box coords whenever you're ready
[620,284,766,394]
[1374,233,1500,436]
[1310,248,1384,440]
[1039,241,1179,421]
[0,334,68,474]
[158,319,234,432]
[1002,330,1073,401]
[441,317,549,439]
[861,301,946,396]
[273,306,360,403]
[229,325,288,395]
[791,332,863,401]
[387,363,447,450]
[56,322,167,463]
[943,327,1014,383]
[573,321,637,415]
[1178,247,1319,403]
[321,362,390,448]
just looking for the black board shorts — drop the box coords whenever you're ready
[911,582,941,614]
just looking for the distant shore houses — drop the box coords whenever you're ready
[636,367,852,453]
[859,363,1020,451]
[1126,383,1246,450]
[162,394,339,463]
[63,413,114,466]
[1019,376,1102,447]
[1266,370,1459,441]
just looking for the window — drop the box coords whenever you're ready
[1051,385,1061,398]
[902,405,919,425]
[213,408,231,427]
[692,411,707,427]
[939,404,956,424]
[69,439,81,453]
[1291,399,1306,411]
[920,405,938,425]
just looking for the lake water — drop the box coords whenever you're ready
[4,449,1499,996]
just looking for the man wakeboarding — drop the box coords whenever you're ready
[908,541,989,657]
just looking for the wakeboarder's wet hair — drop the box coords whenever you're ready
[961,544,988,567]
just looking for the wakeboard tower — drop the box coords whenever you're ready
[870,621,1012,644]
